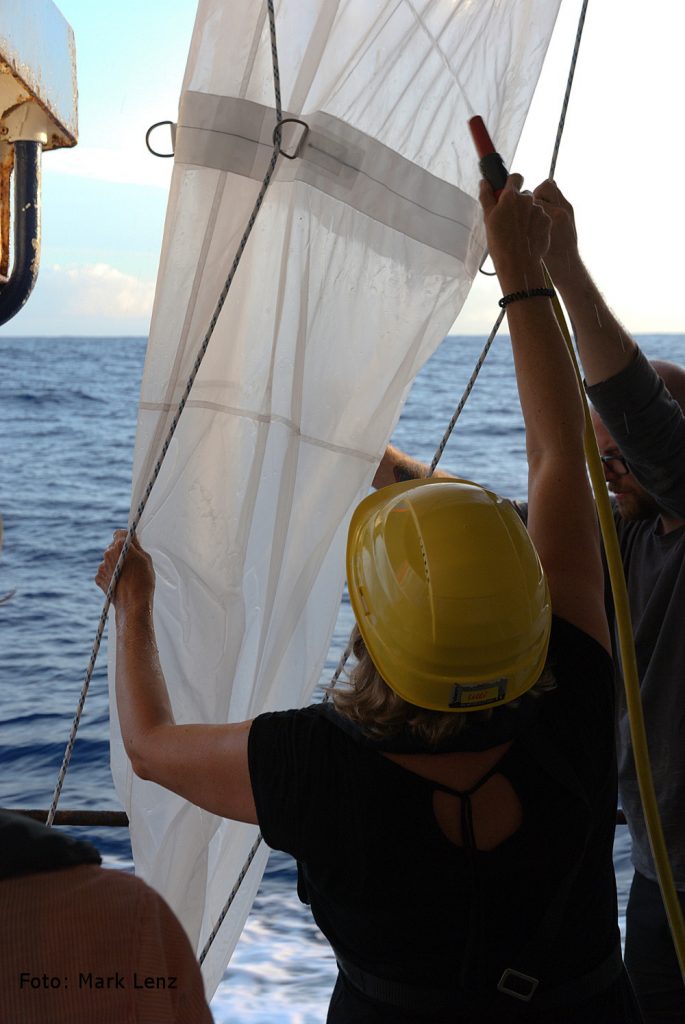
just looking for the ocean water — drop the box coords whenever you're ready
[1,331,681,1021]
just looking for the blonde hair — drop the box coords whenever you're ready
[327,625,555,748]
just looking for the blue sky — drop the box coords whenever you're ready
[2,0,685,337]
[0,0,195,336]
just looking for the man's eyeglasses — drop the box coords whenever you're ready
[599,453,630,476]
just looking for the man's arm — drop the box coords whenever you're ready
[535,179,685,518]
[372,444,452,488]
[588,353,685,521]
[532,179,638,385]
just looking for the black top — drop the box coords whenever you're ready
[248,617,620,1007]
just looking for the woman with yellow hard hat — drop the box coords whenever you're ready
[97,176,641,1021]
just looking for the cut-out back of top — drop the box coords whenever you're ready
[384,744,523,851]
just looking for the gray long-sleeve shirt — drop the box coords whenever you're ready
[587,350,685,887]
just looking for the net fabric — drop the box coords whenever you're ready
[109,0,561,996]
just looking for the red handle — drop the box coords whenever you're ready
[468,116,496,159]
[468,116,508,198]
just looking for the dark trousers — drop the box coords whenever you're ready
[625,870,685,1023]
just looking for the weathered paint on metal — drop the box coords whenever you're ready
[0,139,42,325]
[0,144,12,279]
[0,0,77,150]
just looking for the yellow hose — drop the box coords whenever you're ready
[546,276,685,981]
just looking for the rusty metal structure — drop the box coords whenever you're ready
[0,0,77,325]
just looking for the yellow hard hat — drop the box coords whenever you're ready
[346,477,551,712]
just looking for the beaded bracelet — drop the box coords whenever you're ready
[499,287,556,308]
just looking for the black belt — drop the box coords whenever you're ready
[335,943,623,1015]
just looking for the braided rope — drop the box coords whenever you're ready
[479,3,589,268]
[548,0,590,180]
[198,833,264,966]
[47,0,285,828]
[427,310,505,476]
[430,0,591,475]
[322,638,354,701]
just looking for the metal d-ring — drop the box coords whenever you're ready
[272,117,309,160]
[145,120,175,158]
[479,250,497,277]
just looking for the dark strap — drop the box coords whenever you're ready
[335,943,623,1015]
[430,759,504,803]
[429,759,504,869]
[429,756,511,991]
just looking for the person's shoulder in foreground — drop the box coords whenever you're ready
[0,810,213,1023]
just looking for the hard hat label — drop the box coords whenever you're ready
[448,679,507,708]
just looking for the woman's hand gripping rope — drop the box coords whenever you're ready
[95,530,156,614]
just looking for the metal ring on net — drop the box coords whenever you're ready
[272,117,309,159]
[145,120,175,158]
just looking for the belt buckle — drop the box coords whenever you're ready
[497,968,539,1002]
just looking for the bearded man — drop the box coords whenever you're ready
[532,178,685,1022]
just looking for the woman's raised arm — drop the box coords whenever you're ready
[480,176,609,653]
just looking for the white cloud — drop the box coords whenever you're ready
[0,261,156,335]
[45,145,173,190]
[49,263,156,319]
